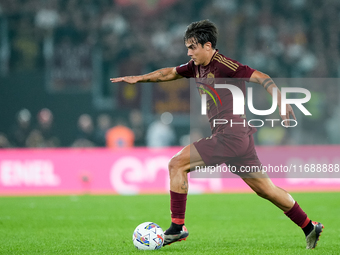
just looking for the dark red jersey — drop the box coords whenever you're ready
[176,50,256,135]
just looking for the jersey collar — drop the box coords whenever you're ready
[202,49,218,67]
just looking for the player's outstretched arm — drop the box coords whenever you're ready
[110,67,182,84]
[249,70,296,125]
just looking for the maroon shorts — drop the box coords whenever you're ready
[193,132,262,174]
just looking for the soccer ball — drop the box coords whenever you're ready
[132,222,164,250]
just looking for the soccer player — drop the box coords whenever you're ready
[110,20,323,249]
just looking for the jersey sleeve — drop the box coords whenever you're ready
[176,60,195,78]
[216,57,255,81]
[232,64,256,80]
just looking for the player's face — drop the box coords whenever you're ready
[185,40,211,66]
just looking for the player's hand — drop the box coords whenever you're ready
[279,104,296,128]
[110,76,140,84]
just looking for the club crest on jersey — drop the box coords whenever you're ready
[207,72,215,84]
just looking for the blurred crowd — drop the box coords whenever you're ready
[2,0,340,76]
[0,108,59,148]
[1,0,340,148]
[0,107,180,148]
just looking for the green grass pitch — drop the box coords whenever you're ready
[0,192,339,254]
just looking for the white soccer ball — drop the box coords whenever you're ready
[132,222,164,250]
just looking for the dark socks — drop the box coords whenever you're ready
[284,201,313,236]
[302,221,314,236]
[170,190,187,225]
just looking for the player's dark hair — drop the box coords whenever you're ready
[184,20,218,49]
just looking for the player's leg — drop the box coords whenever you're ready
[241,172,294,211]
[168,144,205,193]
[234,133,323,249]
[241,172,324,249]
[165,132,234,245]
[164,144,205,246]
